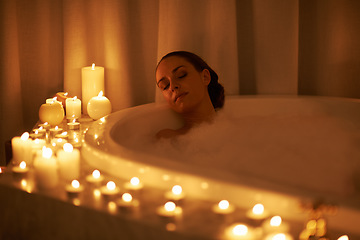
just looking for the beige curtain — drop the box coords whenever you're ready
[1,0,360,164]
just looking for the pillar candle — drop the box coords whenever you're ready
[33,147,59,189]
[87,91,112,120]
[11,132,33,165]
[57,143,80,182]
[82,63,104,114]
[65,96,82,119]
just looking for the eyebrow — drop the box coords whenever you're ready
[157,65,185,86]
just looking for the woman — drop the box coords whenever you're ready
[155,51,225,138]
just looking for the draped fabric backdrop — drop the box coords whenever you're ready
[1,0,360,164]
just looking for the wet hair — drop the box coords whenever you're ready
[157,51,225,109]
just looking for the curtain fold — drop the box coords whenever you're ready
[1,0,360,164]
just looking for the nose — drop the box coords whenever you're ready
[170,81,180,92]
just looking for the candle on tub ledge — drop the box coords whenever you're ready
[87,91,112,120]
[57,143,80,182]
[156,201,182,219]
[12,161,29,179]
[39,99,64,126]
[262,216,290,234]
[165,185,185,203]
[65,180,84,198]
[82,63,104,114]
[246,203,269,221]
[116,193,140,211]
[11,132,33,166]
[264,233,294,240]
[100,181,120,199]
[29,129,45,139]
[212,199,235,215]
[86,169,104,186]
[67,118,80,131]
[55,92,70,107]
[224,223,258,240]
[124,177,144,191]
[33,147,59,189]
[49,126,63,138]
[66,96,81,119]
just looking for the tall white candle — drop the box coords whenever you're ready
[65,96,82,119]
[11,132,33,165]
[33,147,59,189]
[87,91,112,120]
[82,63,104,114]
[57,143,80,181]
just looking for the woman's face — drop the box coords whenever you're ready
[156,56,210,114]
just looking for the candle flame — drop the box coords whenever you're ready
[61,131,68,136]
[21,132,29,141]
[42,147,53,159]
[232,224,248,236]
[55,126,59,130]
[270,216,282,227]
[253,203,264,215]
[130,177,140,186]
[218,200,230,210]
[19,161,26,169]
[92,63,95,70]
[63,143,73,152]
[73,96,77,100]
[164,201,176,212]
[35,130,39,134]
[272,233,286,240]
[122,193,133,202]
[64,92,69,96]
[0,168,2,173]
[106,181,116,191]
[44,122,48,125]
[92,170,101,179]
[71,180,80,189]
[98,91,104,97]
[172,185,182,195]
[338,235,349,240]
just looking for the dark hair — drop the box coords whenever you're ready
[157,51,225,109]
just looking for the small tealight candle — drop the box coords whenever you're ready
[156,201,182,218]
[57,143,80,182]
[246,203,269,221]
[38,122,50,130]
[262,216,290,233]
[55,131,69,140]
[212,200,235,215]
[165,185,186,202]
[12,161,29,178]
[116,192,140,210]
[67,118,80,130]
[87,91,112,120]
[100,181,120,198]
[124,177,144,191]
[264,233,294,240]
[29,129,45,139]
[65,180,84,198]
[86,169,104,185]
[50,126,63,138]
[224,223,257,240]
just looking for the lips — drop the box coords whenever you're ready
[174,92,188,103]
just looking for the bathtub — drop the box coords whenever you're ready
[82,95,360,235]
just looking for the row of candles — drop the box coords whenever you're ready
[3,159,350,240]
